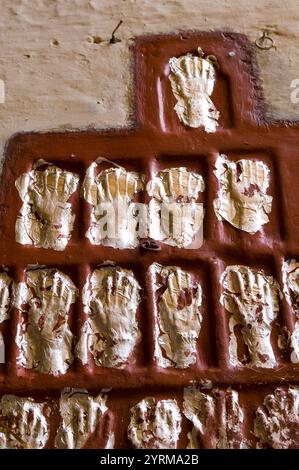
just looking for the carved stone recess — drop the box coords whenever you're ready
[0,32,299,448]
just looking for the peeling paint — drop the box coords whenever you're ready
[76,265,141,368]
[128,397,181,449]
[55,388,114,449]
[15,160,79,251]
[14,268,78,376]
[254,387,299,448]
[148,167,205,248]
[151,263,202,368]
[0,395,49,449]
[169,48,220,132]
[0,272,12,323]
[282,259,299,363]
[82,163,144,248]
[221,265,281,367]
[183,386,247,448]
[213,155,272,233]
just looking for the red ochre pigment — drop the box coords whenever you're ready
[0,33,298,448]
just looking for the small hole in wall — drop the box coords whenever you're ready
[87,36,103,44]
[51,39,59,46]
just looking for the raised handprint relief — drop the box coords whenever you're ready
[151,263,202,368]
[254,387,299,448]
[127,397,182,449]
[14,268,78,376]
[282,259,299,363]
[147,168,205,248]
[82,162,144,248]
[183,387,247,449]
[0,272,12,323]
[221,265,281,368]
[213,155,272,233]
[55,388,114,449]
[0,395,50,449]
[15,160,79,251]
[0,272,12,364]
[169,47,220,132]
[76,265,141,368]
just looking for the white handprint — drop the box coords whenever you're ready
[151,263,202,368]
[183,387,247,449]
[169,47,220,132]
[254,387,299,448]
[221,265,281,368]
[128,397,182,449]
[214,155,272,233]
[148,168,205,248]
[282,259,299,363]
[82,162,144,248]
[14,268,78,375]
[0,395,49,449]
[0,272,12,323]
[15,160,79,251]
[55,388,114,449]
[76,265,141,368]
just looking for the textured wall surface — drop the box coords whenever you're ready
[0,0,299,165]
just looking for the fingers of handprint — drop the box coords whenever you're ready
[113,270,123,308]
[82,410,113,449]
[224,266,278,313]
[255,387,299,448]
[182,56,191,78]
[128,398,181,449]
[167,269,190,306]
[255,408,270,435]
[19,404,46,444]
[16,164,78,250]
[183,388,245,449]
[237,160,268,191]
[0,273,11,319]
[266,389,284,414]
[98,169,136,202]
[96,173,106,201]
[285,388,298,414]
[225,389,243,428]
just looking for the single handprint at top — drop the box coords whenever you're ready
[15,160,79,251]
[151,263,202,368]
[127,397,182,449]
[214,155,272,233]
[0,395,50,449]
[76,265,141,368]
[221,265,281,368]
[254,387,299,448]
[82,162,144,248]
[169,47,220,132]
[14,268,78,376]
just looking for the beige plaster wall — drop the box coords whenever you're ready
[0,0,299,164]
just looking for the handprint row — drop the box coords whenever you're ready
[15,155,272,251]
[1,259,299,373]
[0,386,298,449]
